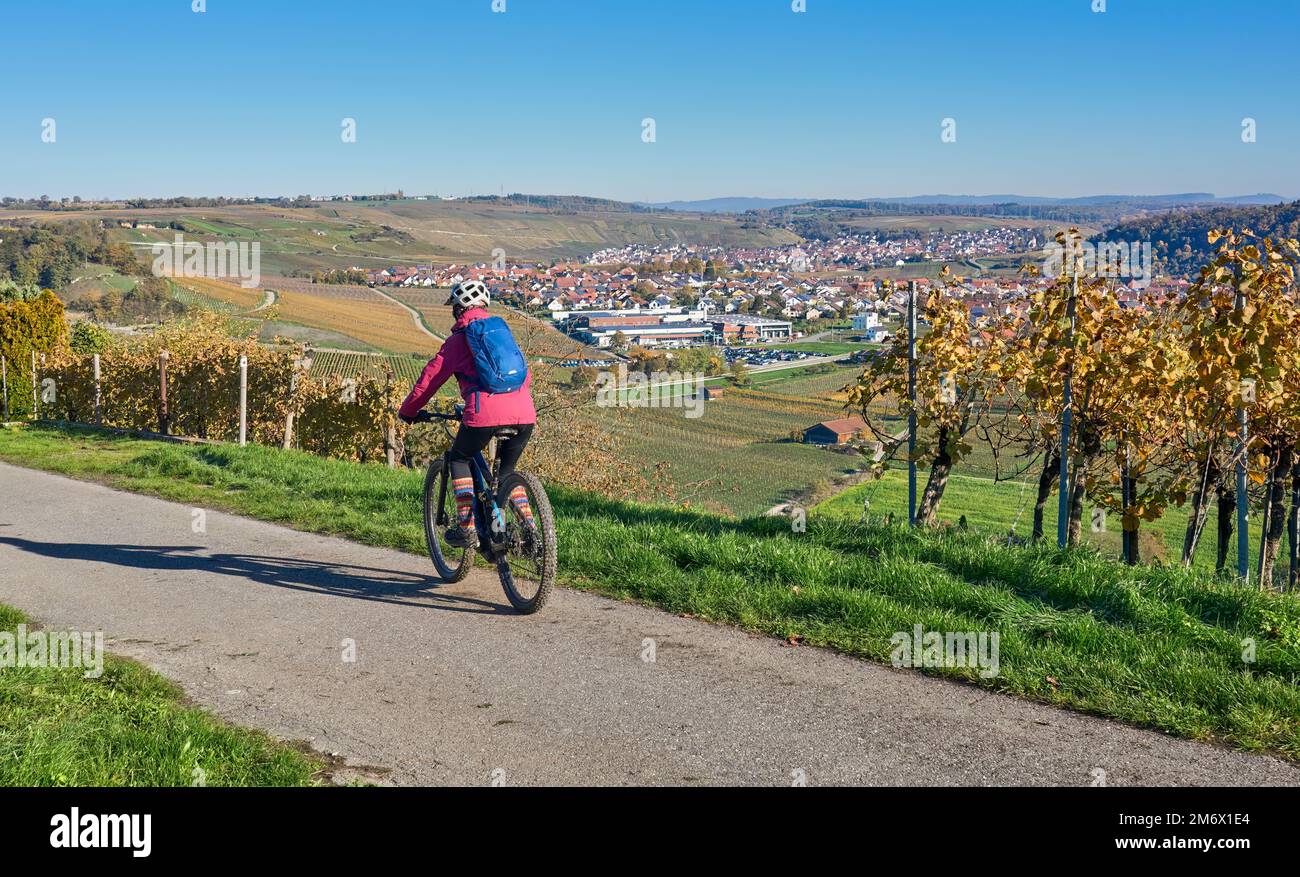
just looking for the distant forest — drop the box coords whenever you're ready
[0,221,141,290]
[756,199,1140,237]
[1100,200,1300,275]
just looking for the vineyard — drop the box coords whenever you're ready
[836,230,1300,590]
[268,288,434,354]
[263,276,385,302]
[172,276,435,355]
[306,349,426,383]
[170,275,265,311]
[12,307,646,501]
[590,385,867,516]
[169,282,244,315]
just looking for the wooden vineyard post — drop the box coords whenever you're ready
[1,355,8,421]
[93,353,102,425]
[158,350,170,435]
[283,352,310,450]
[383,371,397,468]
[239,354,248,447]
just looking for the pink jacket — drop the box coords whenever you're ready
[398,307,537,427]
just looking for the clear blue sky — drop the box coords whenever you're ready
[1,0,1296,202]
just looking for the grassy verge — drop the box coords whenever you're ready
[0,602,322,785]
[2,422,1299,760]
[770,341,869,356]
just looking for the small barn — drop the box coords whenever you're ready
[803,416,867,446]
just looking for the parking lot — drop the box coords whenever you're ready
[722,347,815,367]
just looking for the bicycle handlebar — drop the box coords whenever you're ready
[408,406,464,424]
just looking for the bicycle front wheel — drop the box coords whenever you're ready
[494,471,557,614]
[424,457,472,583]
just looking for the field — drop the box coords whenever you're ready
[265,276,385,301]
[2,200,1092,276]
[575,350,871,515]
[2,200,803,271]
[172,276,435,355]
[252,321,383,351]
[62,263,139,308]
[770,341,871,356]
[840,214,1099,235]
[269,288,434,355]
[744,361,860,398]
[171,281,246,314]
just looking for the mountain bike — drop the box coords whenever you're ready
[410,408,556,614]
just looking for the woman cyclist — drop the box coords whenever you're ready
[398,279,536,549]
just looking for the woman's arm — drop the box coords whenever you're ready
[399,347,454,419]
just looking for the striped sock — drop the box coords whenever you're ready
[452,477,474,526]
[508,485,534,524]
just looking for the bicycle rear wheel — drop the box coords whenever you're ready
[495,471,556,614]
[424,457,472,582]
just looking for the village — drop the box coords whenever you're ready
[348,229,1186,351]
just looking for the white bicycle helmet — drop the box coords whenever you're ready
[449,279,490,309]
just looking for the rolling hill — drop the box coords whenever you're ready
[0,199,802,271]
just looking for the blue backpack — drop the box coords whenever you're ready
[460,316,528,394]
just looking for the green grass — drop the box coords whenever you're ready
[0,602,322,786]
[818,467,1286,581]
[769,341,869,356]
[745,362,859,396]
[1,422,1298,761]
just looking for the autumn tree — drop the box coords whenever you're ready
[1003,231,1180,552]
[847,273,1007,525]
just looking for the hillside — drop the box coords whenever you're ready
[0,199,803,272]
[1100,200,1300,274]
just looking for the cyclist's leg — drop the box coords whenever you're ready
[446,425,494,530]
[496,425,536,524]
[495,424,534,478]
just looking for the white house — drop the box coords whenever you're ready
[852,312,880,332]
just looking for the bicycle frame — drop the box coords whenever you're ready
[434,445,509,560]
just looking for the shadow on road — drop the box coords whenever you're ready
[0,535,510,615]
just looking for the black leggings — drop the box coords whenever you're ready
[447,423,534,481]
